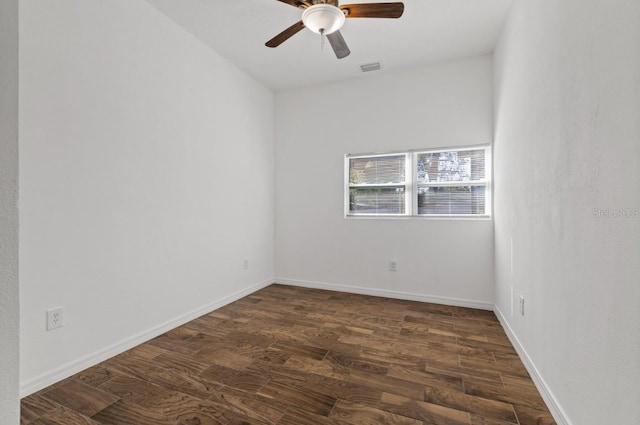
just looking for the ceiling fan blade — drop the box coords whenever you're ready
[265,20,306,48]
[276,0,310,8]
[340,2,404,19]
[326,31,351,59]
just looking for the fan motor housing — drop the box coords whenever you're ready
[310,0,339,5]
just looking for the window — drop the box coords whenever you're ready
[415,148,488,216]
[347,154,408,215]
[346,146,491,217]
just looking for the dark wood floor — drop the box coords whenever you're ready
[21,284,556,425]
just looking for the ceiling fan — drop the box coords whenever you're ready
[265,0,405,59]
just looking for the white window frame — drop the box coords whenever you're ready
[345,145,492,218]
[344,152,411,217]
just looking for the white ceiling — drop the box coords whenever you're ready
[145,0,513,91]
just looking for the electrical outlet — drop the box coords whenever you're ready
[519,296,525,316]
[47,308,64,331]
[243,258,249,270]
[388,260,397,272]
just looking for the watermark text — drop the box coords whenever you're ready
[593,208,639,218]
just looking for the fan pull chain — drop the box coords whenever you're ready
[320,28,325,51]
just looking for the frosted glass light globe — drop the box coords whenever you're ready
[302,4,346,35]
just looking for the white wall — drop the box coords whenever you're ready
[0,0,20,421]
[275,56,494,307]
[19,0,274,395]
[493,1,640,424]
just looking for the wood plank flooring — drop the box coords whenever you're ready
[20,284,556,425]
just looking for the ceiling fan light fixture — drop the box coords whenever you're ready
[302,4,345,35]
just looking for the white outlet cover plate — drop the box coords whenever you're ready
[46,308,64,331]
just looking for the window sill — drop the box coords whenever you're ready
[345,214,492,221]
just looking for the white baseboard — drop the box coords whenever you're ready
[493,306,572,425]
[20,278,274,398]
[275,278,494,311]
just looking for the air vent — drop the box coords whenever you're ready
[360,62,381,72]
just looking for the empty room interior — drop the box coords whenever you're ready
[1,0,639,424]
